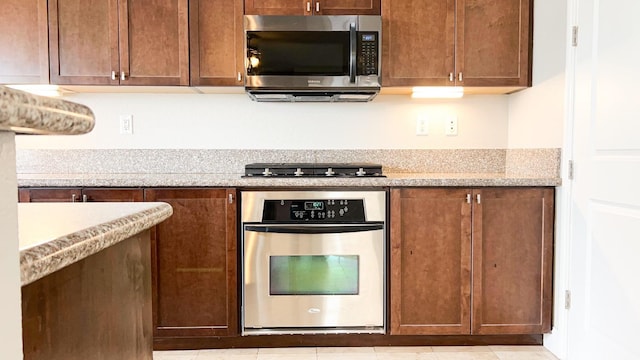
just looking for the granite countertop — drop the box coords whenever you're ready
[0,85,94,135]
[19,202,173,286]
[16,172,561,187]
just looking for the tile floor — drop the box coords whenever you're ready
[154,345,559,360]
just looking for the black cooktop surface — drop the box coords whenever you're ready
[243,163,385,178]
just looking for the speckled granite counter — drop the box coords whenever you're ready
[18,202,173,286]
[16,172,560,187]
[0,86,95,135]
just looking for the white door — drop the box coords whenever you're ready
[567,0,640,359]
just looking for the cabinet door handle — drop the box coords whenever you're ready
[458,72,463,82]
[71,194,77,202]
[306,1,311,12]
[476,194,481,204]
[449,73,454,82]
[316,1,320,12]
[83,194,88,202]
[111,71,117,80]
[228,193,234,204]
[237,72,242,82]
[120,71,127,81]
[466,194,471,204]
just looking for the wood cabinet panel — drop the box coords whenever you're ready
[390,188,472,335]
[390,187,553,336]
[0,0,49,84]
[245,0,380,15]
[49,0,120,85]
[121,0,189,85]
[456,0,532,86]
[382,0,455,86]
[471,188,554,334]
[18,188,82,203]
[382,0,532,87]
[82,188,144,202]
[145,188,238,338]
[190,0,245,86]
[49,0,189,85]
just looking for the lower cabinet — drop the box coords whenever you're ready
[390,187,554,335]
[18,187,143,202]
[144,188,238,338]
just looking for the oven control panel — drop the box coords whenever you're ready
[262,199,366,222]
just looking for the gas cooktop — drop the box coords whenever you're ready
[243,163,385,178]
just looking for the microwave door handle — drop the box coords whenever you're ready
[349,23,357,84]
[245,224,383,234]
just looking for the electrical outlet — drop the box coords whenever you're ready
[445,116,458,136]
[119,114,133,135]
[416,116,429,136]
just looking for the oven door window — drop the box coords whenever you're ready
[270,255,359,295]
[246,31,350,76]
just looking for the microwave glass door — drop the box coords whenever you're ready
[246,31,350,76]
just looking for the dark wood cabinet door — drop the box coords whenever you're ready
[390,188,472,335]
[120,0,189,85]
[145,188,238,338]
[0,0,49,84]
[456,0,532,87]
[18,188,83,203]
[382,0,455,86]
[49,0,120,85]
[471,188,554,334]
[315,0,380,15]
[82,188,144,202]
[244,0,308,15]
[190,0,245,86]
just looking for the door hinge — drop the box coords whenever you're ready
[572,26,579,47]
[565,290,571,310]
[568,160,574,180]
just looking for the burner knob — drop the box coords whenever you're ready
[262,168,273,176]
[325,167,335,176]
[294,168,304,177]
[356,167,367,176]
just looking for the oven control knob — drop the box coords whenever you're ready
[339,209,345,216]
[344,206,348,213]
[325,167,335,176]
[356,167,366,176]
[294,168,304,177]
[262,168,273,176]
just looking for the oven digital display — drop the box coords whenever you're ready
[304,201,324,211]
[361,34,376,42]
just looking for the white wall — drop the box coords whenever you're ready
[507,0,568,148]
[16,93,509,150]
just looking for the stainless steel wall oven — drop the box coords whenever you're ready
[241,190,386,335]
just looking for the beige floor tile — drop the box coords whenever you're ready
[317,354,377,360]
[433,352,500,360]
[258,347,317,354]
[154,350,199,360]
[375,346,433,353]
[258,354,317,360]
[488,346,549,353]
[196,348,258,360]
[318,347,376,353]
[492,351,558,360]
[376,352,439,360]
[432,346,493,353]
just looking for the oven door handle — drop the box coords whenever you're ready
[245,223,383,234]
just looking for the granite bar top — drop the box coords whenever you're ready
[16,172,561,187]
[0,86,94,135]
[19,202,173,286]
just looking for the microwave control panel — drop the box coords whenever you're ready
[357,32,379,76]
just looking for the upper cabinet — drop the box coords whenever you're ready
[0,0,49,84]
[244,0,380,15]
[382,0,532,88]
[48,0,189,86]
[190,0,245,86]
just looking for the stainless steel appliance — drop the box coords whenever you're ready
[241,190,386,335]
[244,15,381,102]
[243,163,385,178]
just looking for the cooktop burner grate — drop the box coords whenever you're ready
[243,163,385,178]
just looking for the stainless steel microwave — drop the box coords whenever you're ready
[244,15,381,102]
